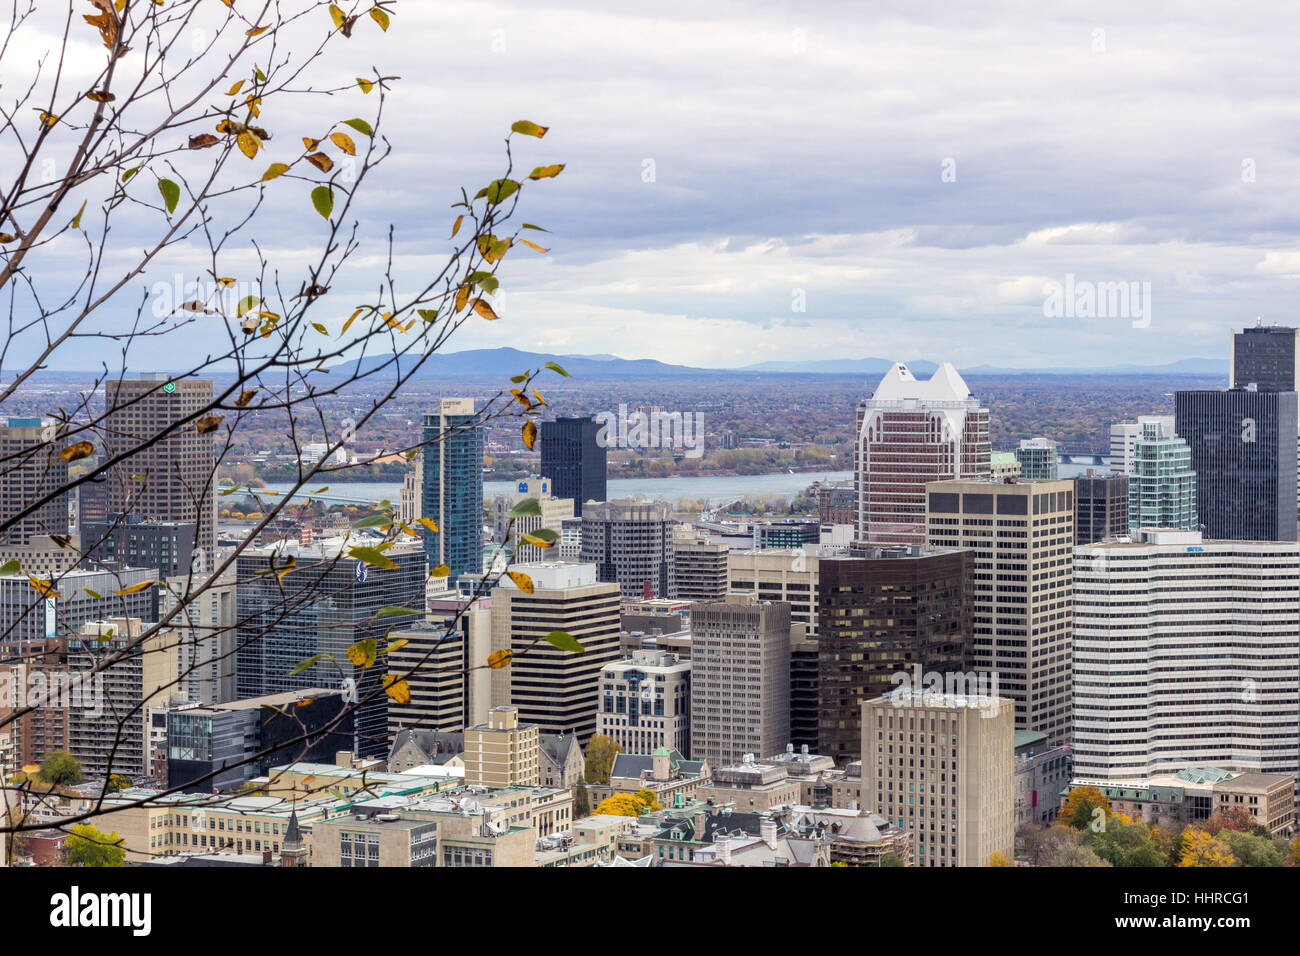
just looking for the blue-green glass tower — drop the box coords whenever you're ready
[423,398,483,582]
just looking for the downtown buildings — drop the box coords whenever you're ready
[1073,530,1300,781]
[422,398,484,581]
[1127,418,1197,533]
[0,417,69,545]
[580,499,676,600]
[540,416,607,517]
[854,362,990,546]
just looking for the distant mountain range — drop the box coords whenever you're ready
[13,350,1229,383]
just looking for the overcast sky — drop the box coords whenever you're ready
[11,0,1300,371]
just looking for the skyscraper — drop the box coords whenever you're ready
[490,562,621,743]
[1230,322,1300,391]
[1074,469,1129,544]
[1109,415,1175,475]
[672,531,729,603]
[1175,388,1297,541]
[854,362,990,546]
[422,398,483,581]
[1127,418,1197,533]
[103,373,217,554]
[580,499,676,600]
[816,546,971,764]
[925,478,1075,744]
[1073,530,1300,781]
[0,418,68,545]
[235,538,426,757]
[690,596,790,768]
[541,416,606,517]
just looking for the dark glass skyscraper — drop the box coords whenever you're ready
[1230,324,1300,391]
[540,416,606,516]
[1175,388,1298,541]
[1074,469,1128,544]
[422,398,483,581]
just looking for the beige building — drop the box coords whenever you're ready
[68,618,179,779]
[464,706,540,788]
[162,557,236,705]
[594,747,710,806]
[673,531,729,603]
[925,477,1075,744]
[698,754,804,812]
[491,562,622,740]
[103,374,217,553]
[0,418,69,546]
[726,547,824,637]
[398,456,423,526]
[863,690,1014,868]
[597,648,691,755]
[690,596,790,768]
[491,476,575,564]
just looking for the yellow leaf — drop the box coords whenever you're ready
[370,7,390,30]
[416,517,440,534]
[508,570,534,593]
[382,675,410,704]
[510,120,548,138]
[385,639,409,654]
[521,420,537,451]
[39,111,58,127]
[227,80,245,96]
[216,277,237,287]
[235,390,256,407]
[519,239,550,253]
[115,580,158,595]
[329,4,345,28]
[450,214,463,238]
[306,152,334,173]
[236,130,260,159]
[247,24,270,37]
[329,132,356,156]
[346,638,378,669]
[29,576,58,599]
[262,162,290,182]
[487,649,513,669]
[430,563,450,577]
[60,441,94,462]
[356,77,374,94]
[527,163,565,180]
[470,297,498,320]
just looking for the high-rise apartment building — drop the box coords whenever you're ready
[491,562,621,743]
[422,398,484,582]
[1175,388,1297,541]
[863,690,1014,867]
[1074,469,1129,544]
[597,648,691,755]
[580,499,676,600]
[854,362,990,546]
[1109,415,1175,475]
[817,546,971,764]
[673,531,729,603]
[925,478,1074,744]
[0,418,68,545]
[1014,437,1059,480]
[398,456,423,525]
[103,374,217,554]
[234,538,426,757]
[690,596,791,768]
[1073,530,1300,780]
[540,416,607,517]
[490,476,574,565]
[68,618,179,779]
[1126,418,1197,533]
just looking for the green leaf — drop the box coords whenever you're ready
[370,7,390,30]
[372,606,422,619]
[351,513,393,530]
[543,630,584,653]
[311,185,334,219]
[509,497,541,517]
[526,527,559,542]
[483,178,520,205]
[522,223,549,232]
[0,560,20,575]
[121,165,142,183]
[348,546,398,570]
[289,654,324,676]
[78,587,103,600]
[236,295,260,318]
[510,120,548,138]
[157,178,180,214]
[342,118,374,137]
[544,360,570,378]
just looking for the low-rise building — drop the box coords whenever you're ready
[594,747,709,806]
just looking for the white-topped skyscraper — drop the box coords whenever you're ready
[854,362,990,546]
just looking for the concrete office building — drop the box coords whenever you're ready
[491,562,621,742]
[673,531,729,603]
[925,478,1075,744]
[463,706,539,788]
[0,418,68,545]
[863,690,1015,868]
[580,499,676,600]
[1014,437,1058,480]
[1073,530,1300,781]
[689,596,790,768]
[597,648,691,756]
[103,374,217,554]
[854,362,991,546]
[727,546,832,638]
[490,475,575,565]
[817,546,971,765]
[161,558,237,705]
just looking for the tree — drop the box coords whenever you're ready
[1050,842,1113,867]
[0,0,578,847]
[594,793,648,817]
[632,788,663,813]
[105,774,131,794]
[988,851,1012,867]
[572,784,590,819]
[38,752,83,787]
[1219,830,1286,867]
[584,734,624,785]
[879,853,905,867]
[1178,828,1236,867]
[64,824,126,867]
[1058,786,1111,831]
[1204,806,1254,836]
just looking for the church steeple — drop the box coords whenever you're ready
[280,810,307,867]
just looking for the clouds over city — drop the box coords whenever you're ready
[11,0,1300,369]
